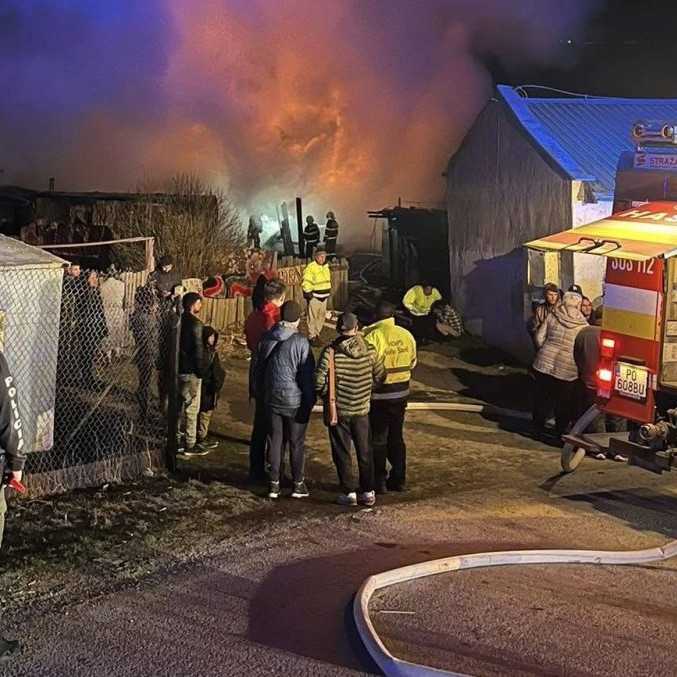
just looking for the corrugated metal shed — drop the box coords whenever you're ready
[498,85,677,198]
[0,235,67,270]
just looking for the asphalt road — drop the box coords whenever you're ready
[4,406,677,676]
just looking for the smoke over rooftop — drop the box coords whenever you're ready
[0,0,602,245]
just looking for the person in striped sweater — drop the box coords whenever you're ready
[315,313,385,506]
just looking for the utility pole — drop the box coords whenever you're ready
[295,197,304,258]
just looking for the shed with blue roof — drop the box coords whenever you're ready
[446,84,677,360]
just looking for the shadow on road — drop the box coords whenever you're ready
[247,540,536,672]
[563,487,677,539]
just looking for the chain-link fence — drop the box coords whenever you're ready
[6,261,175,496]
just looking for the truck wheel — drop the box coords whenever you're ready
[561,404,601,473]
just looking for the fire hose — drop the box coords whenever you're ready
[354,540,677,677]
[339,402,677,675]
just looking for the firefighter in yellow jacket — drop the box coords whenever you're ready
[302,245,332,346]
[364,301,417,493]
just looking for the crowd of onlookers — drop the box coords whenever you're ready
[56,243,468,507]
[242,249,418,506]
[528,282,627,459]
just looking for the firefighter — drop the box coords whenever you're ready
[0,351,26,662]
[247,215,263,249]
[302,246,332,347]
[364,301,417,493]
[303,215,320,259]
[324,211,339,258]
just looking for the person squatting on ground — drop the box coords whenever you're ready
[303,215,321,259]
[178,292,208,457]
[402,281,442,343]
[315,312,385,507]
[532,290,588,440]
[254,301,316,500]
[244,278,286,482]
[324,211,339,257]
[364,301,417,493]
[527,282,561,349]
[302,246,332,347]
[430,298,464,339]
[198,327,226,450]
[0,351,26,662]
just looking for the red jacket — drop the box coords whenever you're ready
[245,302,280,352]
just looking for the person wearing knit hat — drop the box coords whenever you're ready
[315,312,385,507]
[253,300,316,499]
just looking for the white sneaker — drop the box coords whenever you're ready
[268,481,281,499]
[358,491,376,507]
[337,492,357,506]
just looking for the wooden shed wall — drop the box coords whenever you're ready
[445,100,572,360]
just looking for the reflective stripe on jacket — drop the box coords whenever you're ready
[304,223,320,245]
[302,261,332,299]
[403,285,441,316]
[364,318,417,401]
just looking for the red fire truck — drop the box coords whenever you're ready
[526,121,677,474]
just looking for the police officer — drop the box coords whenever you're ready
[364,301,417,493]
[324,211,339,258]
[303,215,320,259]
[0,351,26,662]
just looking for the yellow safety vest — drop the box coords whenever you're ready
[403,285,441,316]
[301,261,332,299]
[364,318,417,399]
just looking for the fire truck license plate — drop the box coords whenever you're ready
[614,362,648,400]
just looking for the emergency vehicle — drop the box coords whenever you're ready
[526,121,677,474]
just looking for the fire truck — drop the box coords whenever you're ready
[526,121,677,474]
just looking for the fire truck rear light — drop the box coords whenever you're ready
[598,368,613,383]
[601,337,616,358]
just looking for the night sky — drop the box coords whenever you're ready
[1,1,673,243]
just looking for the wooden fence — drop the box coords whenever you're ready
[200,258,349,334]
[118,258,349,335]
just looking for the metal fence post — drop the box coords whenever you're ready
[165,299,181,473]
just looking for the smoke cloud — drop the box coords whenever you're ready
[0,0,602,247]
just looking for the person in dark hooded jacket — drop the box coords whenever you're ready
[198,326,225,449]
[532,291,588,438]
[130,284,159,417]
[254,301,316,499]
[315,313,385,507]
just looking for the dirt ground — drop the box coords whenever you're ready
[0,332,528,619]
[1,331,676,675]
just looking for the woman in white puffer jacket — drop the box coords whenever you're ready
[532,291,588,439]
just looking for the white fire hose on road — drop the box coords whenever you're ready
[354,540,677,676]
[312,401,531,420]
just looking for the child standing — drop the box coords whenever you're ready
[198,326,226,450]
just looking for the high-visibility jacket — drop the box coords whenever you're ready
[403,285,441,316]
[302,261,332,300]
[364,318,417,401]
